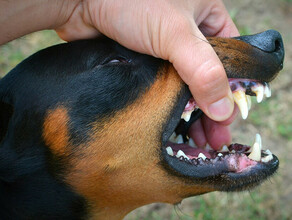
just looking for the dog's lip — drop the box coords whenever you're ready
[161,142,279,190]
[162,148,279,191]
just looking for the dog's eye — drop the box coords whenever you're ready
[103,57,131,65]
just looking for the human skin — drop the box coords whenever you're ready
[0,0,239,149]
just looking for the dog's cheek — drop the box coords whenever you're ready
[42,107,71,157]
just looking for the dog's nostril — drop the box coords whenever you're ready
[274,39,281,52]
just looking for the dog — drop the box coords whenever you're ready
[0,29,284,219]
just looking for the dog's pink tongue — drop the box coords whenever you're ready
[188,108,239,150]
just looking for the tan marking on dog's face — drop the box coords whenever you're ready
[62,64,214,219]
[43,107,70,157]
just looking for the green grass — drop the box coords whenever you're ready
[127,190,289,220]
[0,30,62,77]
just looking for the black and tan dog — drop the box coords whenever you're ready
[0,30,284,219]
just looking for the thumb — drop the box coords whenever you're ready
[168,23,234,121]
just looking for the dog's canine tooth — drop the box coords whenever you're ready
[176,150,189,160]
[261,154,273,163]
[255,133,262,148]
[218,145,229,152]
[175,135,184,144]
[169,132,177,142]
[233,90,249,119]
[181,111,192,122]
[166,146,174,156]
[264,83,272,98]
[252,85,264,103]
[248,134,262,161]
[188,138,196,148]
[198,153,207,160]
[246,95,252,110]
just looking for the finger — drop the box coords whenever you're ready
[202,115,232,150]
[168,22,234,122]
[197,0,239,38]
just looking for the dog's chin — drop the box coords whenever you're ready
[160,78,279,192]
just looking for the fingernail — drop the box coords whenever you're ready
[208,96,234,121]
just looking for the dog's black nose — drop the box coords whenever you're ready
[235,30,285,69]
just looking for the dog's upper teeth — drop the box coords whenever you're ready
[248,133,262,161]
[188,138,196,148]
[252,85,264,103]
[205,144,212,151]
[233,90,249,120]
[169,132,177,143]
[264,83,272,98]
[218,145,229,152]
[246,95,252,110]
[181,111,192,122]
[198,153,207,160]
[166,146,174,156]
[175,134,184,144]
[176,150,189,160]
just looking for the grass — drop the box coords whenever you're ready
[127,190,289,220]
[0,30,62,77]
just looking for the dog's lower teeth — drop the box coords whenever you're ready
[198,153,207,160]
[261,154,273,163]
[248,134,262,161]
[166,146,174,156]
[176,150,189,160]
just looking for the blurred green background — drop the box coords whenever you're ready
[0,0,291,219]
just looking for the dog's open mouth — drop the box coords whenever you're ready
[162,78,279,191]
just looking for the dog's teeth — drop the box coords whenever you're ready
[205,144,212,151]
[218,145,229,152]
[218,153,223,157]
[188,138,196,148]
[176,150,189,160]
[248,133,262,161]
[198,153,207,160]
[175,135,184,144]
[233,90,249,119]
[181,111,192,122]
[261,154,273,163]
[264,83,272,98]
[246,95,252,110]
[265,149,272,155]
[252,85,264,103]
[166,146,174,156]
[255,133,262,148]
[169,132,177,142]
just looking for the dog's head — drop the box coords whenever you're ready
[0,30,284,219]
